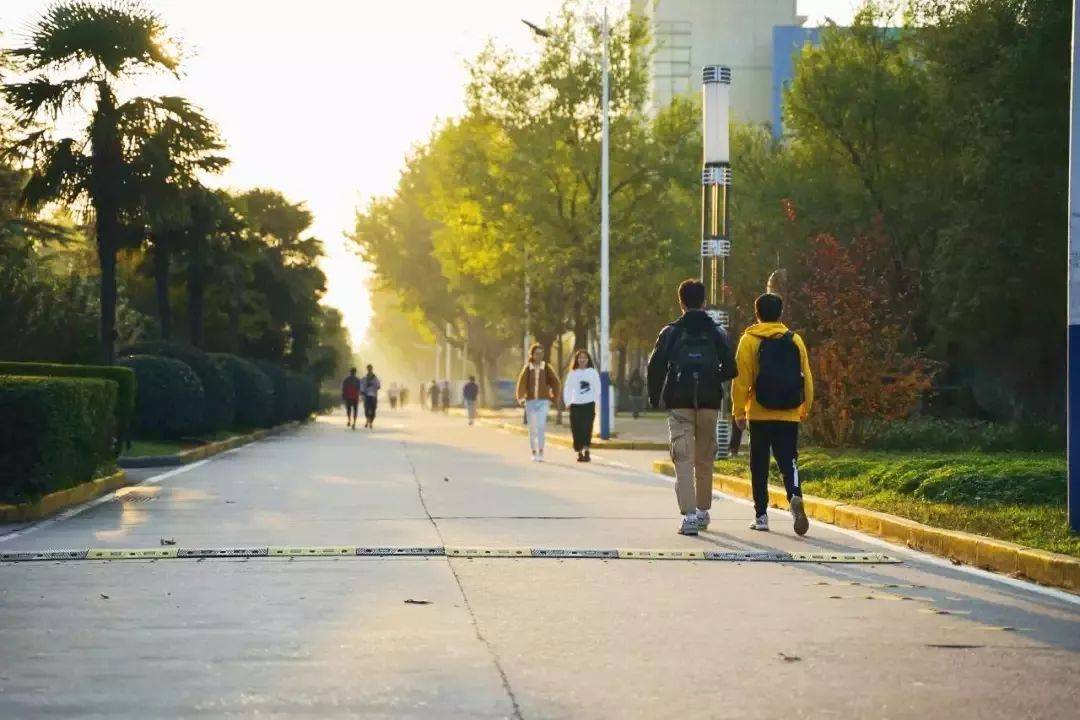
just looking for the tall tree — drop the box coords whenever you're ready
[4,0,182,362]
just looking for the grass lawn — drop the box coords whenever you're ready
[714,449,1080,558]
[123,440,200,457]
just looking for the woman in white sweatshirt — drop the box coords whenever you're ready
[563,349,601,462]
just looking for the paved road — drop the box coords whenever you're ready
[1,410,1078,719]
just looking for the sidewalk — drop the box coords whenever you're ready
[448,406,670,450]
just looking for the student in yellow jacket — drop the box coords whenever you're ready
[731,293,814,535]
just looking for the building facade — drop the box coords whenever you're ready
[631,0,805,124]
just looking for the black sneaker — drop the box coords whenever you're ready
[790,496,809,536]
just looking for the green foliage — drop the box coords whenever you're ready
[117,354,203,439]
[0,375,116,504]
[859,418,1064,453]
[254,359,290,425]
[285,370,316,421]
[118,341,235,433]
[0,360,136,449]
[211,353,274,429]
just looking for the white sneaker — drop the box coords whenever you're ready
[536,451,544,463]
[749,514,769,531]
[530,452,538,462]
[678,514,700,535]
[695,510,710,531]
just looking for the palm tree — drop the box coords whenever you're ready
[184,188,242,347]
[122,98,227,340]
[3,1,182,363]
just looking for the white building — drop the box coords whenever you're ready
[631,0,805,123]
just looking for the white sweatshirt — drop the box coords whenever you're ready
[563,368,602,406]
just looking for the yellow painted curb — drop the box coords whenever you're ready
[0,470,129,523]
[651,459,1080,593]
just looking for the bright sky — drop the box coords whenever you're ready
[1,0,858,349]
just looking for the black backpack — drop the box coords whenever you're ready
[755,331,804,409]
[665,327,722,408]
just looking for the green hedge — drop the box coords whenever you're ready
[0,376,117,504]
[860,419,1064,452]
[0,361,135,451]
[211,354,274,428]
[255,360,290,425]
[285,371,317,421]
[119,342,235,433]
[118,355,205,440]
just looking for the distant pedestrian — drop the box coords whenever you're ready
[388,383,399,410]
[400,387,409,408]
[646,279,737,535]
[515,343,561,462]
[732,293,814,535]
[564,349,601,462]
[463,376,480,425]
[428,381,439,413]
[420,382,427,410]
[341,367,362,430]
[440,380,451,414]
[360,364,381,429]
[627,369,645,418]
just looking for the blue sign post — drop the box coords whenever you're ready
[1069,0,1080,532]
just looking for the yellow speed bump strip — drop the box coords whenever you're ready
[0,547,900,564]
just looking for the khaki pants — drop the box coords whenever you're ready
[667,408,719,514]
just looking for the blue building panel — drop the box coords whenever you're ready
[771,26,821,137]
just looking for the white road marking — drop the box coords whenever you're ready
[0,459,213,543]
[646,469,1080,606]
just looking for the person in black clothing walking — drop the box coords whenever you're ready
[646,279,737,535]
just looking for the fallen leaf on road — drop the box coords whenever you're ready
[950,558,962,566]
[444,477,450,482]
[225,500,236,504]
[160,538,176,546]
[778,653,801,662]
[100,594,110,600]
[404,599,432,605]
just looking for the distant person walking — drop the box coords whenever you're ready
[646,279,737,535]
[388,383,399,410]
[428,381,439,413]
[515,343,561,462]
[341,367,362,430]
[360,364,381,429]
[419,382,427,410]
[563,349,601,462]
[732,293,814,535]
[627,368,645,419]
[440,380,451,414]
[463,376,480,425]
[400,386,408,408]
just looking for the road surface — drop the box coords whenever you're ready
[1,410,1078,719]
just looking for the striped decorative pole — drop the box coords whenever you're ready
[702,65,733,459]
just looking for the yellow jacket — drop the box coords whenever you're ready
[731,322,814,422]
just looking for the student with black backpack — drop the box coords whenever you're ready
[732,293,814,535]
[646,279,737,535]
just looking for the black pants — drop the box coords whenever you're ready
[749,421,801,517]
[570,402,596,452]
[364,396,378,423]
[345,399,359,423]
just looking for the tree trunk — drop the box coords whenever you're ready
[572,309,589,354]
[187,240,206,347]
[98,240,117,364]
[153,242,172,341]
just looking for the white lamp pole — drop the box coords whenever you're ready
[599,5,613,440]
[702,64,732,459]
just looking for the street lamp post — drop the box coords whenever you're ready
[522,7,613,439]
[1067,0,1079,531]
[598,6,612,440]
[701,64,733,459]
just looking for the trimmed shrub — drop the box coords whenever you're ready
[254,360,290,425]
[211,354,274,429]
[860,418,1064,453]
[119,342,235,433]
[284,371,317,421]
[118,355,205,440]
[318,389,339,413]
[0,361,135,451]
[0,375,117,503]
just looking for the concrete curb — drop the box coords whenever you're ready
[118,420,303,469]
[0,470,130,523]
[652,460,1080,593]
[488,420,668,451]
